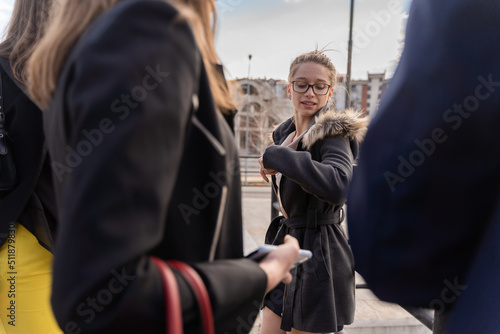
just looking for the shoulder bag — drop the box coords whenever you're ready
[151,257,215,334]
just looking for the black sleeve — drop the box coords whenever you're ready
[262,135,354,205]
[346,0,500,310]
[49,1,266,333]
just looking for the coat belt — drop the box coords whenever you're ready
[283,209,343,229]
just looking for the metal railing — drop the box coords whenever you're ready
[239,154,264,186]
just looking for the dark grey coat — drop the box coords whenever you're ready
[262,108,368,332]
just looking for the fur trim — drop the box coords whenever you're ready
[302,109,369,149]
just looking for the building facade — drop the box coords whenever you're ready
[337,72,390,118]
[231,78,293,155]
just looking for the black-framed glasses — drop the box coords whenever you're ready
[291,81,331,95]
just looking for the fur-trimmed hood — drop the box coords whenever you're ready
[271,108,369,149]
[303,108,368,149]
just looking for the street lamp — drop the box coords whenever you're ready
[345,0,354,110]
[244,54,252,185]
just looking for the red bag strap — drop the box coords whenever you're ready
[152,257,215,334]
[152,257,183,334]
[168,260,215,334]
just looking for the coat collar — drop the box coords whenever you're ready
[271,107,369,149]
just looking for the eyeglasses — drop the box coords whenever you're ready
[291,81,331,95]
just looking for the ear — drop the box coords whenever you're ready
[327,86,334,100]
[287,84,291,99]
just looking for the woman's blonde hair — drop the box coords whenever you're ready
[27,0,234,111]
[0,0,54,85]
[288,49,337,87]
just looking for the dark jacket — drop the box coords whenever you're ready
[0,57,57,251]
[44,1,266,333]
[262,108,367,332]
[347,0,500,333]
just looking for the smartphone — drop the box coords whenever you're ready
[245,244,312,268]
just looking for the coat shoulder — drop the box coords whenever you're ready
[303,109,369,149]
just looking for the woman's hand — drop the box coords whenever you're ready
[258,157,277,183]
[257,235,300,293]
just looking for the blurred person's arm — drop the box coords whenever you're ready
[347,0,500,320]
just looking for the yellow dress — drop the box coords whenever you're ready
[0,223,62,334]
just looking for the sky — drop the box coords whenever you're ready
[0,0,413,81]
[216,0,413,81]
[0,1,12,29]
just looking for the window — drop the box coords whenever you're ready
[240,84,259,96]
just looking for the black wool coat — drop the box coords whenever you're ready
[262,108,368,332]
[44,1,266,333]
[0,57,57,251]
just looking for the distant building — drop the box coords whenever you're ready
[337,72,390,118]
[230,78,293,155]
[230,72,389,155]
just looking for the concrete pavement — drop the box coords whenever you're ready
[241,185,432,334]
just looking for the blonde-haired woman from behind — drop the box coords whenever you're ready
[27,0,300,333]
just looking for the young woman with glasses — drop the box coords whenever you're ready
[26,0,300,333]
[259,50,368,334]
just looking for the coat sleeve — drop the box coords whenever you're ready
[346,0,500,315]
[262,135,354,205]
[49,2,266,333]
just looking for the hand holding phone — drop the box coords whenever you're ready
[246,244,312,268]
[253,236,300,292]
